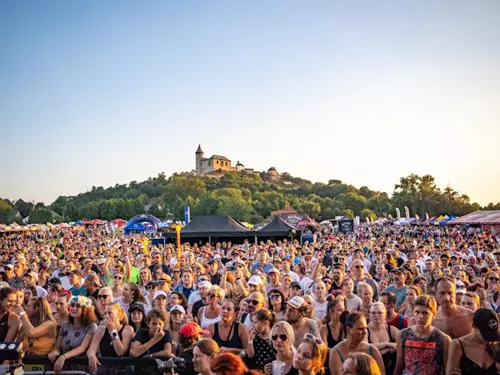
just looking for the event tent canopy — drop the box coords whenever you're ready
[256,216,296,237]
[448,210,500,225]
[181,216,252,237]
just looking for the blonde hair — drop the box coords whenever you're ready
[209,285,225,299]
[303,295,317,319]
[346,352,381,375]
[270,321,295,351]
[30,297,56,327]
[302,335,328,374]
[106,302,128,325]
[357,282,373,298]
[369,301,387,318]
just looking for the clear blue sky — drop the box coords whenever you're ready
[1,1,499,205]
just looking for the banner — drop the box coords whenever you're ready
[366,217,370,224]
[415,214,420,221]
[184,206,191,224]
[396,208,401,220]
[404,206,410,220]
[426,213,430,221]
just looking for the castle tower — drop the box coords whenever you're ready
[195,144,204,174]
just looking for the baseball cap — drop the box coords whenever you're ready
[287,296,306,310]
[473,308,500,342]
[85,273,102,287]
[290,281,302,289]
[248,276,263,286]
[153,291,168,300]
[4,264,13,270]
[170,305,186,314]
[129,303,145,314]
[179,322,209,338]
[26,271,38,282]
[198,281,212,289]
[268,267,280,275]
[49,277,62,286]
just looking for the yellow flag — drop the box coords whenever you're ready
[142,238,149,256]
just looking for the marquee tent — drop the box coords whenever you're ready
[181,216,252,238]
[256,216,296,238]
[123,222,147,234]
[447,211,500,225]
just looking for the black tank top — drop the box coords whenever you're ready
[368,326,397,375]
[100,326,126,357]
[0,313,10,342]
[326,324,342,348]
[458,339,497,375]
[213,321,243,349]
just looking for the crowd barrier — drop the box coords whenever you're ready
[22,355,168,375]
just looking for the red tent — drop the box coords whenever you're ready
[85,219,106,225]
[111,219,127,227]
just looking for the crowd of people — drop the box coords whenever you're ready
[0,223,500,375]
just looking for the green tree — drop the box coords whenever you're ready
[360,208,377,222]
[0,199,14,224]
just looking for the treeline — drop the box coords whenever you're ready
[2,171,497,225]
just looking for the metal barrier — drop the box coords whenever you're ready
[23,356,166,375]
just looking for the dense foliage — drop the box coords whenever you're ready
[1,172,497,224]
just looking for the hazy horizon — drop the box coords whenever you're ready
[1,1,499,206]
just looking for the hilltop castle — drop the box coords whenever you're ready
[195,144,280,179]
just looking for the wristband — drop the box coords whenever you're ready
[111,330,119,340]
[248,340,253,345]
[19,312,27,318]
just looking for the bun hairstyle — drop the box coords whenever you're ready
[223,298,240,314]
[210,352,260,375]
[341,311,364,337]
[254,309,277,328]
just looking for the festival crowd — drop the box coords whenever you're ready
[1,224,500,375]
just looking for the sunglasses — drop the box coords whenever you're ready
[247,299,260,306]
[489,277,499,281]
[352,266,363,269]
[147,285,157,290]
[304,333,323,345]
[272,334,288,341]
[98,295,109,299]
[208,293,218,298]
[114,276,123,280]
[269,295,281,300]
[198,278,208,283]
[173,271,180,274]
[70,303,82,308]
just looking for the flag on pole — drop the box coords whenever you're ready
[404,206,410,220]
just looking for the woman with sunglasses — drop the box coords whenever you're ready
[168,291,188,311]
[87,302,134,372]
[207,299,249,354]
[329,312,385,375]
[367,302,399,375]
[145,281,158,304]
[268,289,287,321]
[293,333,328,375]
[247,309,277,369]
[96,287,113,317]
[48,296,98,374]
[263,321,296,375]
[197,286,223,330]
[16,296,57,355]
[111,273,124,298]
[484,271,499,308]
[138,267,153,296]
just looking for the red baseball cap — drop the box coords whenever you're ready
[179,322,209,338]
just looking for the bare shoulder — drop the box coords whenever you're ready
[457,305,474,318]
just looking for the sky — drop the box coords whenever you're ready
[1,1,499,206]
